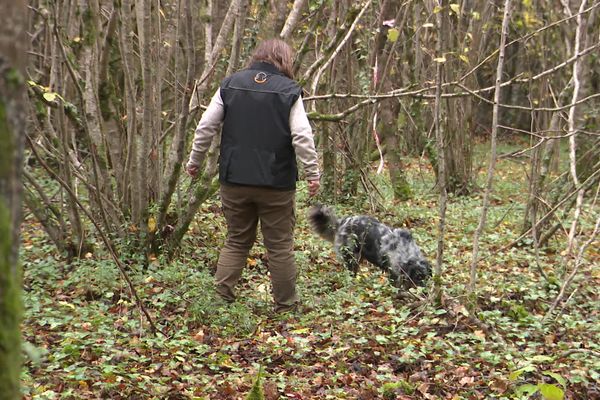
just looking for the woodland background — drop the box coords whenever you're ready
[0,0,599,398]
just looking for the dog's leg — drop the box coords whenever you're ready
[341,250,360,275]
[387,267,409,289]
[334,229,361,275]
[336,235,361,276]
[388,268,401,285]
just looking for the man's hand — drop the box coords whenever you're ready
[186,164,199,178]
[307,179,320,197]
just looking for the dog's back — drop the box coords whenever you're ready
[335,215,392,268]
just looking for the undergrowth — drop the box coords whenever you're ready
[20,142,599,399]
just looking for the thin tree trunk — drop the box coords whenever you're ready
[166,0,241,253]
[135,0,159,255]
[117,0,139,217]
[468,0,512,294]
[280,0,308,40]
[374,0,412,201]
[441,0,473,196]
[316,1,339,199]
[190,0,240,111]
[227,0,249,75]
[48,3,88,252]
[0,0,26,396]
[203,0,213,66]
[158,0,197,232]
[566,0,587,255]
[78,0,119,234]
[270,0,289,37]
[431,0,448,305]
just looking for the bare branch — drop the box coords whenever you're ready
[458,2,600,84]
[544,213,600,320]
[26,135,167,337]
[506,167,600,249]
[309,0,372,95]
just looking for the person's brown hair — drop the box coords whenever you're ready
[249,39,295,79]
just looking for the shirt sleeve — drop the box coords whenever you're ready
[186,89,224,169]
[290,96,320,181]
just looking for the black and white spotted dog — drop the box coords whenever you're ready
[308,205,432,288]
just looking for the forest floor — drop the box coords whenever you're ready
[20,142,599,399]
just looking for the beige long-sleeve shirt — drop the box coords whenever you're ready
[186,89,320,181]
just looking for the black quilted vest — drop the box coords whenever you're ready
[219,62,302,189]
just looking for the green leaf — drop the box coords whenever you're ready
[539,383,564,400]
[246,366,264,400]
[43,92,58,102]
[542,371,566,387]
[530,355,553,363]
[509,365,536,381]
[509,370,523,381]
[515,384,538,397]
[291,327,310,334]
[148,216,157,233]
[387,28,399,42]
[23,341,46,365]
[450,4,460,14]
[375,335,389,344]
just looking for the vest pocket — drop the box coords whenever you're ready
[223,146,277,186]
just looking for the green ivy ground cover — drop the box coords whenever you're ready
[21,148,599,399]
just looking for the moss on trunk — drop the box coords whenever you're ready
[390,167,412,201]
[380,107,412,201]
[0,99,22,400]
[321,123,336,199]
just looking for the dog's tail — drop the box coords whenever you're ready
[308,204,339,243]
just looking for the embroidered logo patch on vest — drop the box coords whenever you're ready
[254,72,268,84]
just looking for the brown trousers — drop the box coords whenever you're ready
[215,184,298,311]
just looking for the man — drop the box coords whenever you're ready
[186,39,320,313]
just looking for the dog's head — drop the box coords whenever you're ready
[401,258,432,287]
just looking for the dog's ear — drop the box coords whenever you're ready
[393,228,413,241]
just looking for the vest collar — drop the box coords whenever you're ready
[249,61,285,76]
